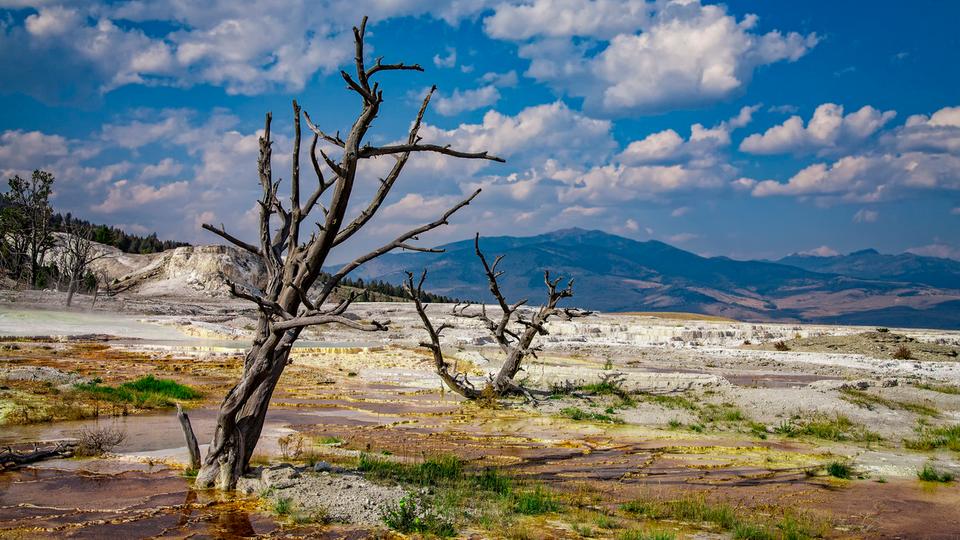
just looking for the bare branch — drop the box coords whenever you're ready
[272,314,387,332]
[315,188,481,306]
[367,60,424,79]
[360,143,504,162]
[303,110,346,148]
[202,223,262,257]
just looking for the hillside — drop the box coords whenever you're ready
[777,249,960,289]
[341,229,960,329]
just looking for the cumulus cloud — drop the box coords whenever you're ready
[92,179,190,213]
[0,1,499,102]
[740,103,896,155]
[557,106,755,204]
[433,85,501,116]
[138,158,183,180]
[751,153,960,201]
[746,104,960,203]
[620,105,757,166]
[484,0,816,115]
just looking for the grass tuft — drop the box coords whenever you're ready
[382,494,456,537]
[904,424,960,451]
[917,463,954,483]
[840,388,939,417]
[272,497,293,516]
[826,461,852,479]
[559,407,624,424]
[514,485,558,515]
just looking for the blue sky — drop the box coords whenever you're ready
[1,0,958,262]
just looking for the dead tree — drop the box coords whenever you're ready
[57,223,109,307]
[406,234,590,399]
[178,17,503,491]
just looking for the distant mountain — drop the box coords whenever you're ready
[342,228,960,329]
[777,249,960,289]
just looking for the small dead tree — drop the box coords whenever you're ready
[178,17,502,490]
[406,234,590,399]
[57,224,109,307]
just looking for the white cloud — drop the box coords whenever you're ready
[1,1,500,101]
[484,0,650,40]
[906,243,960,261]
[747,104,960,203]
[433,85,501,116]
[667,232,698,244]
[740,103,896,155]
[797,245,839,257]
[0,130,71,171]
[891,106,960,155]
[751,152,960,201]
[433,47,457,68]
[417,101,615,170]
[952,207,960,215]
[485,1,816,115]
[479,70,519,87]
[139,158,183,180]
[671,206,690,218]
[92,180,190,213]
[620,105,757,166]
[852,208,879,223]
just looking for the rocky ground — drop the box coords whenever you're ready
[1,288,958,538]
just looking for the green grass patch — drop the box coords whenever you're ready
[358,453,464,485]
[559,406,624,424]
[840,388,939,417]
[914,382,960,395]
[698,403,747,424]
[514,485,558,515]
[775,413,881,443]
[619,530,676,540]
[272,497,293,516]
[622,495,818,539]
[580,379,637,408]
[358,454,568,536]
[917,463,954,483]
[641,393,697,410]
[826,461,852,479]
[904,424,960,452]
[316,435,342,445]
[74,375,200,408]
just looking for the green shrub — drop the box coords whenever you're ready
[826,461,852,479]
[272,497,293,516]
[917,464,954,483]
[382,494,456,536]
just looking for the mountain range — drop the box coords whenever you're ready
[341,228,960,329]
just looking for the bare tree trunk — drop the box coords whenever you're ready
[65,277,76,307]
[176,403,201,470]
[180,18,502,490]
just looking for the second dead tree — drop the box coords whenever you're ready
[406,233,591,399]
